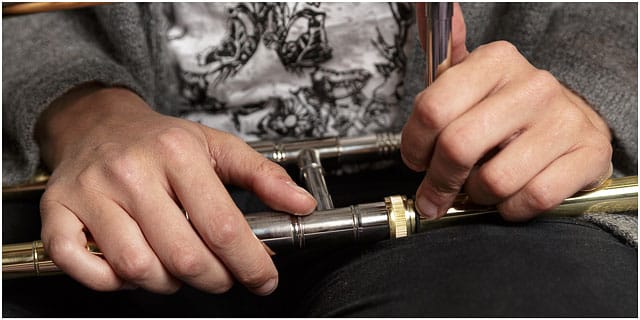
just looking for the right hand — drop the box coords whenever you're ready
[35,85,317,295]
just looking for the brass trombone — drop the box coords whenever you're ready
[3,133,638,278]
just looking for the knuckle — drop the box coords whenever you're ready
[104,151,146,192]
[156,127,196,164]
[255,157,286,178]
[477,40,520,63]
[42,235,75,262]
[75,165,104,192]
[413,92,449,131]
[400,126,428,171]
[207,213,243,250]
[525,182,558,212]
[527,70,561,100]
[112,247,154,282]
[169,246,206,279]
[437,128,474,169]
[477,166,515,199]
[488,40,520,59]
[592,135,613,160]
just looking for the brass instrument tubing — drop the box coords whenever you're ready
[3,2,107,15]
[3,132,402,198]
[4,177,637,278]
[248,132,401,165]
[298,149,334,211]
[425,3,453,86]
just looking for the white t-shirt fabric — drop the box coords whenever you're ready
[166,2,415,141]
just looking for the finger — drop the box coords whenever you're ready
[40,196,124,291]
[413,68,558,219]
[401,41,531,171]
[125,180,235,294]
[417,3,468,64]
[185,174,280,296]
[465,108,588,205]
[498,142,613,221]
[151,130,280,295]
[146,134,252,293]
[205,130,317,215]
[76,192,181,294]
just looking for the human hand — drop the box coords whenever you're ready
[403,4,613,221]
[35,85,317,295]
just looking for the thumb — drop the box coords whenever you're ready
[204,129,317,215]
[416,3,469,65]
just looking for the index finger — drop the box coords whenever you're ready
[204,130,317,215]
[400,41,529,171]
[185,174,279,295]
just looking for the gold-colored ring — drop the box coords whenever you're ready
[385,196,408,239]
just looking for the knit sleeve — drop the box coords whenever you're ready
[523,3,637,176]
[2,5,152,186]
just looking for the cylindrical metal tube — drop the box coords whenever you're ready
[3,240,101,279]
[425,2,453,86]
[247,201,390,252]
[299,149,334,210]
[248,132,401,165]
[416,176,639,232]
[3,177,637,278]
[2,133,402,198]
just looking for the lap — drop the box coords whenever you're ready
[2,168,637,317]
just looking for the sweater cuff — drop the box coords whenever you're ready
[2,58,146,186]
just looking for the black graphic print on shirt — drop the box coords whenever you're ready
[166,3,414,141]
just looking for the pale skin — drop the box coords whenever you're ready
[406,4,612,220]
[35,4,613,295]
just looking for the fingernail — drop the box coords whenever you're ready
[416,195,438,220]
[285,181,314,200]
[254,277,278,296]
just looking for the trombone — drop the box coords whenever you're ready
[3,133,638,278]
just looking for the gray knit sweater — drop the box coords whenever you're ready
[3,3,637,246]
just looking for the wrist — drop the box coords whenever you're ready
[35,84,153,169]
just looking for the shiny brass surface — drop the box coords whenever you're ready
[3,240,101,278]
[2,132,402,199]
[5,176,635,278]
[385,196,416,239]
[3,2,107,15]
[425,3,453,85]
[416,176,638,231]
[248,132,401,165]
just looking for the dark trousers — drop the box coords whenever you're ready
[3,165,637,317]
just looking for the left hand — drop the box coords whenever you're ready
[402,3,613,221]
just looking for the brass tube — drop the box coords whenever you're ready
[417,176,638,232]
[2,132,402,199]
[2,3,107,16]
[4,176,636,278]
[425,2,453,86]
[298,149,334,210]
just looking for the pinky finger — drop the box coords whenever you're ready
[40,200,125,291]
[497,146,612,221]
